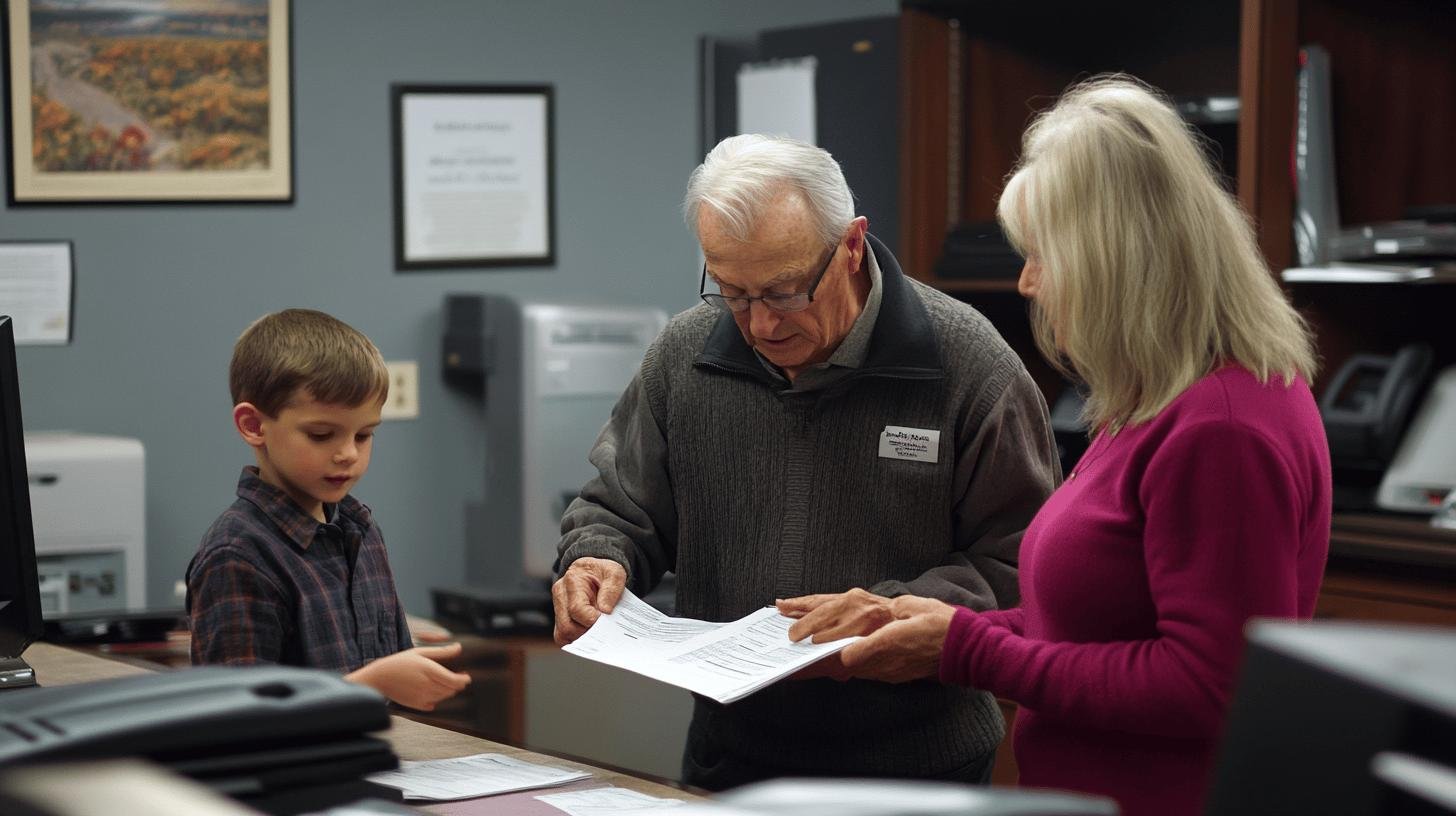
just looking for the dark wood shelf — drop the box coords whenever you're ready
[1329,512,1456,570]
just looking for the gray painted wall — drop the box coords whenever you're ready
[2,0,897,612]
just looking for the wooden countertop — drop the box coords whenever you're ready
[17,641,700,803]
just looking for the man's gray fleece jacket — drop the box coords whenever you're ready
[557,234,1059,777]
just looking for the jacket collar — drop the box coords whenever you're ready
[695,233,943,385]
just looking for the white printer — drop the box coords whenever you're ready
[1377,367,1456,513]
[23,432,146,614]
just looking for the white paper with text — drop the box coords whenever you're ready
[536,786,685,815]
[366,752,590,801]
[562,591,858,705]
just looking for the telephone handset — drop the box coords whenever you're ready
[1320,343,1433,470]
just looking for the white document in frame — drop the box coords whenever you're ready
[365,752,590,802]
[0,241,72,345]
[736,57,816,145]
[562,590,859,705]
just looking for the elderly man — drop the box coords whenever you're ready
[553,135,1058,790]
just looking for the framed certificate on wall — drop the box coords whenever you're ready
[0,240,73,345]
[392,84,555,270]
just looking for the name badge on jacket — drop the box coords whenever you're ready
[879,425,941,463]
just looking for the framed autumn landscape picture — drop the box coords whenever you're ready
[3,0,292,204]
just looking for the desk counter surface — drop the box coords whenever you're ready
[18,641,698,801]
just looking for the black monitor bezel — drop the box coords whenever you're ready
[0,316,43,658]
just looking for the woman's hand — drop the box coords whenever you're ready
[837,602,956,683]
[778,589,956,684]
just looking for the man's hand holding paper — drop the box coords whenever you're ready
[551,557,628,645]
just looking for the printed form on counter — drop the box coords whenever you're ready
[366,752,591,801]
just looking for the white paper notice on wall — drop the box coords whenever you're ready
[737,57,817,145]
[0,241,73,345]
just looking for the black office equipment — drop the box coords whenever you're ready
[0,316,43,691]
[1208,620,1456,816]
[933,222,1024,280]
[432,584,554,636]
[0,665,399,814]
[1319,343,1433,510]
[702,17,901,256]
[441,293,488,397]
[40,608,186,645]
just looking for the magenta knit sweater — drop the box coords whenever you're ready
[940,366,1332,816]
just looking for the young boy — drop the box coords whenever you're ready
[187,308,469,711]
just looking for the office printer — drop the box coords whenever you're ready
[24,433,146,614]
[1377,366,1456,513]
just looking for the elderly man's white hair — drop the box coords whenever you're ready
[683,134,855,248]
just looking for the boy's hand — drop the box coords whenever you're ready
[551,557,627,645]
[345,643,471,711]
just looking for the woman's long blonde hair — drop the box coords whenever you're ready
[997,75,1316,430]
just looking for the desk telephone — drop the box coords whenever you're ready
[1319,343,1456,514]
[1320,344,1432,470]
[0,665,398,812]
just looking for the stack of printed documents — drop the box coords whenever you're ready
[562,590,860,704]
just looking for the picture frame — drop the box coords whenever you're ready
[2,0,293,205]
[392,84,555,270]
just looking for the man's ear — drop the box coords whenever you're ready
[845,216,869,269]
[234,403,268,448]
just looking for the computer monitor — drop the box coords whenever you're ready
[1207,619,1456,815]
[0,316,43,689]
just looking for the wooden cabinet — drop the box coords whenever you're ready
[1320,516,1456,625]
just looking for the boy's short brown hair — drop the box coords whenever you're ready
[230,309,389,417]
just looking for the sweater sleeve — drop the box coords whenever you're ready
[939,418,1306,738]
[872,360,1058,611]
[976,607,1025,635]
[555,342,677,594]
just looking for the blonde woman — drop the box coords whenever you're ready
[779,76,1332,816]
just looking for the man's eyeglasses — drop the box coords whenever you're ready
[699,245,838,314]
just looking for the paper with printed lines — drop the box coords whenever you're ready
[562,590,858,705]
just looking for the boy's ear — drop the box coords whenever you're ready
[233,402,268,448]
